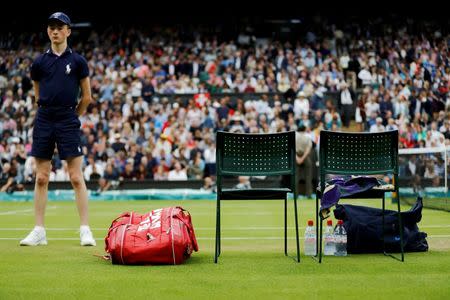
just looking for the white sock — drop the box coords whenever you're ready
[80,225,91,231]
[34,226,45,233]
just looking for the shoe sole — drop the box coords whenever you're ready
[20,240,48,246]
[80,241,96,246]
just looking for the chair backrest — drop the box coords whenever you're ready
[216,131,296,190]
[319,130,399,176]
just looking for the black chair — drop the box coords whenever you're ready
[215,131,300,263]
[316,130,404,262]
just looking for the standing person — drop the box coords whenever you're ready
[295,125,313,198]
[20,12,96,246]
[339,81,354,128]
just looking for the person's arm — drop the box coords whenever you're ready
[76,77,92,116]
[33,81,39,107]
[0,177,14,192]
[296,142,312,165]
[102,180,111,192]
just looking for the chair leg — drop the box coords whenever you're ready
[294,196,300,263]
[382,195,386,255]
[214,199,220,263]
[396,192,405,262]
[315,193,319,258]
[319,216,323,263]
[382,192,405,262]
[218,199,221,257]
[284,196,287,256]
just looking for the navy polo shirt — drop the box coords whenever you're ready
[30,47,89,107]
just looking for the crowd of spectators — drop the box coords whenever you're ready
[0,17,449,193]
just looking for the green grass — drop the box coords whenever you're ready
[0,199,449,299]
[402,197,450,212]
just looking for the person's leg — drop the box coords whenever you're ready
[344,105,352,128]
[304,155,313,198]
[56,109,95,245]
[34,158,52,226]
[20,158,51,246]
[296,163,304,197]
[67,155,96,246]
[66,156,89,225]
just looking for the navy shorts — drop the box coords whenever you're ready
[31,107,83,160]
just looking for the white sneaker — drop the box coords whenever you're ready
[80,226,96,246]
[20,227,47,246]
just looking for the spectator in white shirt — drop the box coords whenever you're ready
[51,161,70,182]
[385,118,398,131]
[358,67,373,86]
[168,161,188,181]
[339,81,354,127]
[370,117,386,133]
[83,155,105,181]
[293,91,310,120]
[365,95,380,117]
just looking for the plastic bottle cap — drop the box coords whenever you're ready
[308,220,313,226]
[337,220,343,225]
[327,220,332,226]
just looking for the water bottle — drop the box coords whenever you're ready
[323,219,335,256]
[304,220,316,256]
[334,220,347,256]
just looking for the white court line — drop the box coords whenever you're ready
[0,206,56,216]
[421,225,450,228]
[196,235,450,240]
[0,228,100,231]
[0,226,303,231]
[85,212,276,216]
[0,209,34,216]
[187,225,450,230]
[0,237,306,241]
[1,235,450,241]
[1,224,450,231]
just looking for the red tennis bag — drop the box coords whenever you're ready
[104,206,199,265]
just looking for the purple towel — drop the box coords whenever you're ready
[320,176,380,218]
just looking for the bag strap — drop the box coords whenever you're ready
[105,212,132,252]
[109,212,131,228]
[173,208,199,252]
[94,254,111,261]
[169,207,176,265]
[118,212,133,265]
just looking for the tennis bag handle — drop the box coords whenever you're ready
[173,207,199,252]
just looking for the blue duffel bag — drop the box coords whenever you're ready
[333,197,428,254]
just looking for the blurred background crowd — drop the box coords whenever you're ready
[0,15,449,193]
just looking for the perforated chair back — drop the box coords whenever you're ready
[216,131,296,177]
[319,130,399,176]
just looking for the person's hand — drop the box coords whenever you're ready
[296,156,304,165]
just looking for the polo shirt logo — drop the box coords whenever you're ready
[65,63,71,75]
